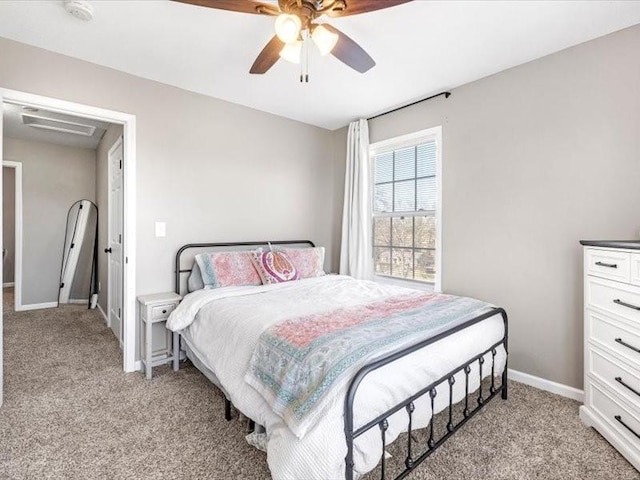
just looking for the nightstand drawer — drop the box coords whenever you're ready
[589,311,640,366]
[152,304,175,320]
[589,347,640,403]
[586,277,640,325]
[586,248,631,283]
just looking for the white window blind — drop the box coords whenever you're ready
[372,135,439,284]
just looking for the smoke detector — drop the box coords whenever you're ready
[63,0,94,21]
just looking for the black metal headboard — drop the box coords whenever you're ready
[174,240,316,295]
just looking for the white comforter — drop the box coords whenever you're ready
[167,275,506,480]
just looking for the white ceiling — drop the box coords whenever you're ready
[3,102,109,149]
[1,1,640,130]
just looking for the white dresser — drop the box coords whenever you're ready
[581,240,640,470]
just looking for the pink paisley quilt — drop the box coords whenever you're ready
[244,291,492,437]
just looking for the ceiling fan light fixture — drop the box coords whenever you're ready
[279,41,302,64]
[311,25,339,56]
[275,14,302,44]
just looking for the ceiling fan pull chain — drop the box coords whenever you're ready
[304,29,310,83]
[299,30,306,82]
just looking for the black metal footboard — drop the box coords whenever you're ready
[344,307,508,480]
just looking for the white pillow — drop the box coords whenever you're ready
[187,262,205,292]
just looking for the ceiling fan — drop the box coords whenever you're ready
[173,0,413,81]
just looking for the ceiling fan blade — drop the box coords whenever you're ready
[323,24,375,73]
[250,36,285,74]
[326,0,413,17]
[172,0,279,16]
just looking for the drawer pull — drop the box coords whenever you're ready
[613,299,640,311]
[615,338,640,354]
[615,415,640,440]
[615,377,640,398]
[162,309,167,314]
[595,261,618,268]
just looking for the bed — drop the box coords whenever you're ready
[167,240,508,480]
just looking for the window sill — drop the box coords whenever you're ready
[374,275,436,292]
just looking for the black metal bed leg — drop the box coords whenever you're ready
[501,367,508,400]
[501,309,509,401]
[224,397,232,421]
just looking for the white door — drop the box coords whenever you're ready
[107,137,124,344]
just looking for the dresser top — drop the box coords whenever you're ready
[580,240,640,250]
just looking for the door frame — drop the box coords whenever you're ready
[107,135,123,338]
[0,88,138,375]
[2,160,23,311]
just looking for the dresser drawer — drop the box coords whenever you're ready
[589,347,640,404]
[586,277,640,325]
[589,382,640,450]
[632,254,640,287]
[152,304,175,320]
[586,248,631,283]
[589,311,640,366]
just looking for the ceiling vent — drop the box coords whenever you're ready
[21,113,96,137]
[63,0,94,22]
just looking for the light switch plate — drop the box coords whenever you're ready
[155,221,166,237]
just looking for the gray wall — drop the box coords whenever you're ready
[2,137,96,305]
[96,124,123,314]
[355,24,640,389]
[327,126,348,272]
[0,37,339,360]
[3,166,15,283]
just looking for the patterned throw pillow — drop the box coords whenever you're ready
[251,249,300,284]
[282,247,326,278]
[195,251,262,288]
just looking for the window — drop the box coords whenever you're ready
[371,128,441,287]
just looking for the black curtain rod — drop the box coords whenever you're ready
[367,91,451,121]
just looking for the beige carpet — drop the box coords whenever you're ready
[0,288,637,480]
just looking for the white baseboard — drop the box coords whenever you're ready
[68,298,89,305]
[18,301,58,311]
[3,282,14,287]
[96,303,108,324]
[508,368,584,402]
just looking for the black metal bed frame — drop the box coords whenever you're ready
[345,308,508,480]
[174,240,316,294]
[174,240,508,480]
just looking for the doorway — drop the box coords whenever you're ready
[0,89,137,411]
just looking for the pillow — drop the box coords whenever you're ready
[282,247,326,278]
[195,251,262,288]
[187,262,205,292]
[250,249,300,284]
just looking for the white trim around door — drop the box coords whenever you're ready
[2,161,23,312]
[0,88,137,374]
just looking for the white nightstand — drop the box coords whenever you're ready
[137,292,182,380]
